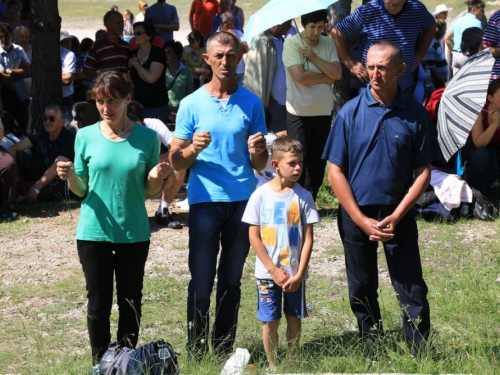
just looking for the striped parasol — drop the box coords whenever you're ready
[437,48,495,161]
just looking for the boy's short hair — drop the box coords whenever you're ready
[271,136,303,161]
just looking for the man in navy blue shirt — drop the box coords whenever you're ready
[331,0,435,95]
[323,41,433,353]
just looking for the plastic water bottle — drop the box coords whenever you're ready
[461,202,469,217]
[158,339,171,360]
[99,342,119,375]
[220,348,250,375]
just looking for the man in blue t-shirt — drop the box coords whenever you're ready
[322,41,433,354]
[331,0,435,95]
[170,31,268,357]
[144,0,179,43]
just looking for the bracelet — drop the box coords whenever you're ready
[30,186,40,194]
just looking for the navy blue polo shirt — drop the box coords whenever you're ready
[322,87,433,206]
[336,0,434,90]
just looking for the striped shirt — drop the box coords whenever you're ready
[84,36,131,73]
[336,0,434,90]
[482,9,500,82]
[424,39,449,83]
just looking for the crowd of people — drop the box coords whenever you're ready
[2,0,500,372]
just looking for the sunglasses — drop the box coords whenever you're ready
[134,31,146,36]
[43,115,57,122]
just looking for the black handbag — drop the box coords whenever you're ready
[472,188,499,221]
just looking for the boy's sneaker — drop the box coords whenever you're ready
[2,209,18,220]
[155,208,182,229]
[88,365,100,375]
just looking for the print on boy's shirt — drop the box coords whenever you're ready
[260,201,302,276]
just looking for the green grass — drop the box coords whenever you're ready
[2,193,500,373]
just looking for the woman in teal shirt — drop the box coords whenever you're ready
[56,71,170,365]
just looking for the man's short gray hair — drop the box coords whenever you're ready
[206,31,240,53]
[369,41,404,66]
[13,25,29,36]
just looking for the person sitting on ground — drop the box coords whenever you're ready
[164,40,194,123]
[242,136,319,370]
[127,101,184,229]
[135,1,147,23]
[7,105,75,202]
[182,29,210,89]
[13,25,29,60]
[128,21,169,123]
[461,78,500,194]
[0,22,30,135]
[0,116,18,219]
[73,37,94,102]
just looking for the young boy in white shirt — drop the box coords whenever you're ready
[242,136,320,369]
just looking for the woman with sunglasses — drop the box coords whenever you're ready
[56,71,170,368]
[283,9,341,201]
[128,21,169,123]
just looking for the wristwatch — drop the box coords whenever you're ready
[30,186,40,194]
[6,68,12,74]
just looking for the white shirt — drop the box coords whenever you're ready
[0,43,29,101]
[144,118,173,149]
[61,46,76,98]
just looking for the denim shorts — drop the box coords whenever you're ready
[256,278,307,322]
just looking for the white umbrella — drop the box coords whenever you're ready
[437,48,495,161]
[242,0,338,42]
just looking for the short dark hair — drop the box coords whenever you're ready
[80,38,93,53]
[103,10,122,24]
[6,0,22,10]
[469,0,485,12]
[95,29,106,40]
[134,21,156,43]
[72,102,101,129]
[461,27,483,56]
[45,104,66,119]
[164,40,183,58]
[487,78,500,102]
[271,136,303,161]
[0,22,12,35]
[370,40,404,66]
[127,101,145,123]
[0,111,17,133]
[301,9,327,27]
[187,29,205,47]
[206,31,240,53]
[91,71,134,100]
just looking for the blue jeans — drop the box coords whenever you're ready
[337,205,430,348]
[186,201,250,355]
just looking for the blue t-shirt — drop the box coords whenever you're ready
[322,87,433,206]
[175,85,267,204]
[145,3,179,42]
[450,13,482,52]
[336,0,434,90]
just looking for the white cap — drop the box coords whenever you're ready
[60,31,71,41]
[433,4,452,15]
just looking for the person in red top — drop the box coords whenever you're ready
[461,78,500,193]
[189,0,220,37]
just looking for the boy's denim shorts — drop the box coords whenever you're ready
[256,278,307,322]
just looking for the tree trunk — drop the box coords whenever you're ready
[29,0,61,132]
[329,0,352,119]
